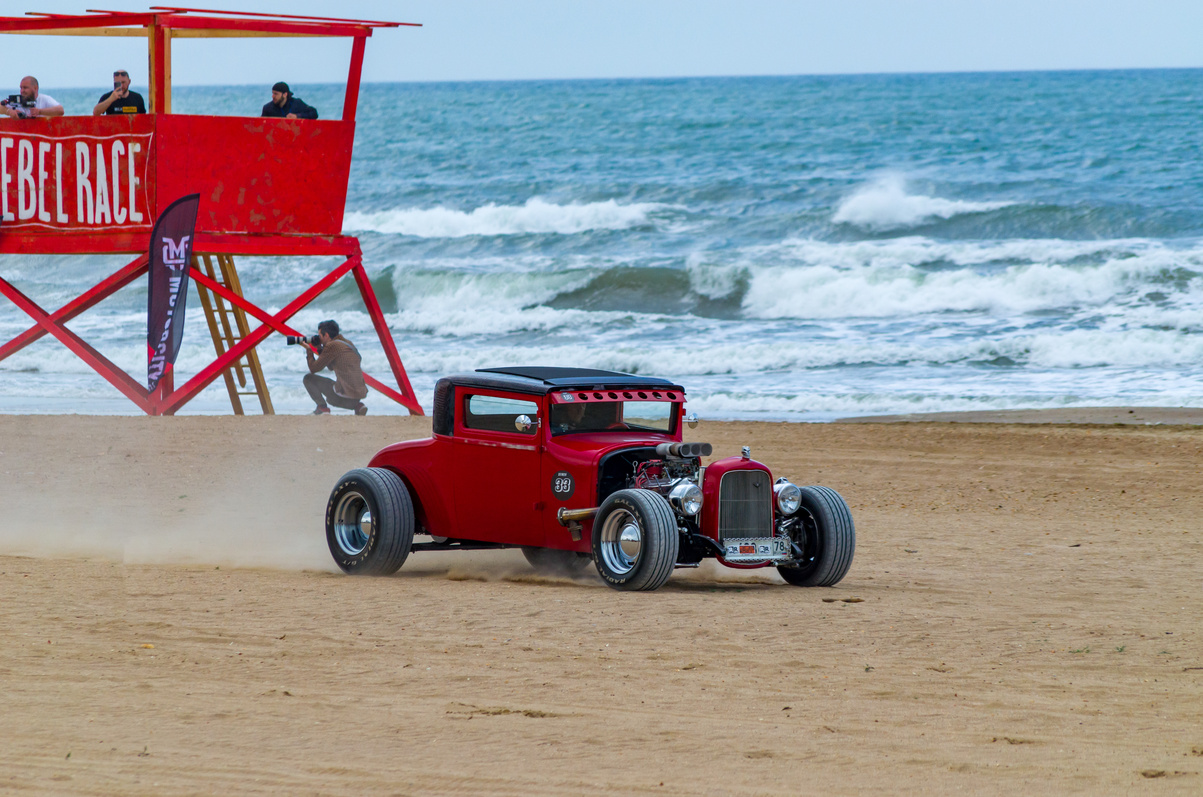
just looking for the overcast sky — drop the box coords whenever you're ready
[3,0,1202,90]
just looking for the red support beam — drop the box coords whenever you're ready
[0,254,148,363]
[0,275,152,412]
[351,256,422,414]
[148,6,413,27]
[161,15,373,38]
[149,17,169,114]
[343,35,366,122]
[0,233,364,258]
[362,373,418,412]
[151,368,174,415]
[188,268,303,334]
[192,234,361,257]
[0,13,156,31]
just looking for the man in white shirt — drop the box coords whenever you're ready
[1,76,64,119]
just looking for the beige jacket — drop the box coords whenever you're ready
[307,336,368,400]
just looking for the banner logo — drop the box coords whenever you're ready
[162,236,191,270]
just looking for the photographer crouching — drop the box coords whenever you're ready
[293,320,368,416]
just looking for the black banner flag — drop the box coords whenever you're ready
[147,194,200,392]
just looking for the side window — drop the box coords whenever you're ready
[463,394,539,435]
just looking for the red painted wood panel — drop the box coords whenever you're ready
[155,115,354,237]
[0,113,354,254]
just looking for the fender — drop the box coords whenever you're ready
[369,438,453,537]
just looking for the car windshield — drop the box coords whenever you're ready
[550,401,675,435]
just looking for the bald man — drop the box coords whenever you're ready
[1,76,63,119]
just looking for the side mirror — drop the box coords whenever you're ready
[685,412,700,429]
[514,414,538,433]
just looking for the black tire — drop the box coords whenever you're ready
[777,485,855,587]
[326,467,415,575]
[591,489,679,591]
[521,547,592,574]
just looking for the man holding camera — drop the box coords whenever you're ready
[302,320,368,416]
[93,69,145,116]
[1,76,63,119]
[261,81,317,120]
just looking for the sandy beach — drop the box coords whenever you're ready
[1,413,1201,794]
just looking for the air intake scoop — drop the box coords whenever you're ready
[655,442,713,459]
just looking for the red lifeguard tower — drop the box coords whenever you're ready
[0,7,424,415]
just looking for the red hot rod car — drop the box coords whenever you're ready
[326,367,854,591]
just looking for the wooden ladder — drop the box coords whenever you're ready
[193,254,275,415]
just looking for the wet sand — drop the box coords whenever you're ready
[1,413,1200,794]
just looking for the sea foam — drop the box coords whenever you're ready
[741,237,1203,320]
[833,176,1012,230]
[344,198,661,238]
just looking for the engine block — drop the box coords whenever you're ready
[631,458,698,494]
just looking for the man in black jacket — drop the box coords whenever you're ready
[261,82,317,120]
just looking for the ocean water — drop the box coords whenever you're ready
[3,70,1203,418]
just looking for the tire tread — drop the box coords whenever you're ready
[625,489,678,591]
[779,485,855,587]
[328,467,414,575]
[593,488,679,591]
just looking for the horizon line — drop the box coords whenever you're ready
[38,63,1203,92]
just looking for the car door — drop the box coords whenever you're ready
[452,391,544,546]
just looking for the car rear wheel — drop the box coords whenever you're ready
[592,489,679,591]
[777,485,855,587]
[326,467,415,575]
[522,547,592,574]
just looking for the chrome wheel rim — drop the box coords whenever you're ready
[333,490,373,556]
[599,508,642,576]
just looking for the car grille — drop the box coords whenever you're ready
[718,470,773,539]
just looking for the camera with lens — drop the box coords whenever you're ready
[286,334,322,349]
[3,94,34,118]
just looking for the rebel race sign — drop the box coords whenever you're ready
[147,194,199,392]
[0,131,152,230]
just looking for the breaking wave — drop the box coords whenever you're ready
[833,176,1013,230]
[740,237,1203,319]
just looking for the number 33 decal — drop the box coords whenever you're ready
[551,470,575,500]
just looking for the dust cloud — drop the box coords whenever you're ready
[0,416,384,572]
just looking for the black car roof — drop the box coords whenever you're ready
[441,366,684,396]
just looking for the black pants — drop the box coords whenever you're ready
[303,373,362,410]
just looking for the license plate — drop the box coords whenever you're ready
[722,537,790,562]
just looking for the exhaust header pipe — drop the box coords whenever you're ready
[656,441,713,459]
[557,507,598,525]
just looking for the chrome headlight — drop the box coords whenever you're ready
[668,480,703,516]
[774,480,802,515]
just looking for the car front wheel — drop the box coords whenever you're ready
[326,467,415,575]
[592,489,679,591]
[777,485,855,587]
